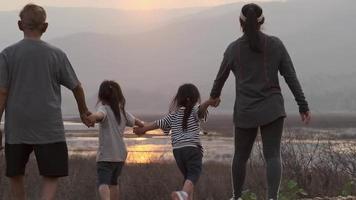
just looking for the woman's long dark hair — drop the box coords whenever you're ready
[169,84,201,132]
[240,3,265,53]
[98,80,127,124]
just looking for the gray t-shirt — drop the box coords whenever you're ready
[0,39,79,144]
[96,104,135,162]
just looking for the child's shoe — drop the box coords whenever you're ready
[171,191,188,200]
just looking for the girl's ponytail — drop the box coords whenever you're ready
[182,101,193,132]
[169,84,201,132]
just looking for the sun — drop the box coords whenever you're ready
[123,0,162,10]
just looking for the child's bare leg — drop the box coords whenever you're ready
[9,176,26,200]
[98,184,110,200]
[182,180,194,200]
[40,177,59,200]
[109,185,119,200]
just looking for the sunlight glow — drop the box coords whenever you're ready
[0,0,286,11]
[127,144,173,163]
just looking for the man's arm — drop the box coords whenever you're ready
[71,84,92,127]
[0,87,8,150]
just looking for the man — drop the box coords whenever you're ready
[0,4,92,200]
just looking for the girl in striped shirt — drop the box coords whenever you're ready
[134,83,215,200]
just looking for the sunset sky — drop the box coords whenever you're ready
[0,0,284,10]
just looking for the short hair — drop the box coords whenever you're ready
[19,3,47,30]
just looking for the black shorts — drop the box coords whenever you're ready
[173,146,203,185]
[5,142,68,177]
[97,162,124,186]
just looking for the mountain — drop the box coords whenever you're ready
[2,0,356,115]
[0,6,205,48]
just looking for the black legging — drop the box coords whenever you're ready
[232,117,284,200]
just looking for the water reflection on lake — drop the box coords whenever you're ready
[66,132,235,164]
[64,122,356,164]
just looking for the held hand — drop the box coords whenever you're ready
[209,97,221,108]
[300,111,311,125]
[86,114,97,126]
[133,127,145,136]
[81,111,94,128]
[136,120,145,128]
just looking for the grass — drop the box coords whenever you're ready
[0,134,355,200]
[0,155,232,200]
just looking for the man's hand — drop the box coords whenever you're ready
[209,97,221,108]
[86,114,97,125]
[300,111,311,125]
[81,111,94,127]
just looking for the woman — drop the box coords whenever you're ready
[209,3,311,200]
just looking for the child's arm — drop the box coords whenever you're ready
[133,122,159,136]
[198,99,214,119]
[134,114,172,136]
[134,118,145,127]
[87,112,105,124]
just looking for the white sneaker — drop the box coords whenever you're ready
[171,191,188,200]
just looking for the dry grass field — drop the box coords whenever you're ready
[0,134,355,200]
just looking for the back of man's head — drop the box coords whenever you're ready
[19,4,47,33]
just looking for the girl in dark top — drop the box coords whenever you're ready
[209,3,311,200]
[134,84,213,200]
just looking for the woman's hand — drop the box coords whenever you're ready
[300,111,311,125]
[209,97,221,107]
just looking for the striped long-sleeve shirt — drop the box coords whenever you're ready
[156,105,206,149]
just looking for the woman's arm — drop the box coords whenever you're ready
[0,87,8,150]
[278,41,311,124]
[210,55,232,102]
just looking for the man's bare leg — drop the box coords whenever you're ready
[109,185,119,200]
[40,177,58,200]
[98,184,110,200]
[10,176,26,200]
